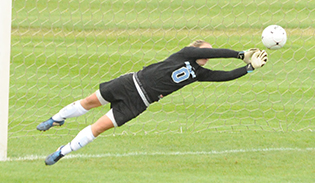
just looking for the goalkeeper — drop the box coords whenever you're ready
[37,40,268,165]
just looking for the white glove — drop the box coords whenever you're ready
[250,50,268,69]
[238,48,261,64]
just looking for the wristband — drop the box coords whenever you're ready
[246,63,255,73]
[237,51,245,60]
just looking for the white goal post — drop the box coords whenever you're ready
[0,0,12,161]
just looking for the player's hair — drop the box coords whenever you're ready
[188,40,209,47]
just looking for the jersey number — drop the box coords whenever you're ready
[171,62,196,83]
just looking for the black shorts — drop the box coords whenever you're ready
[99,73,147,126]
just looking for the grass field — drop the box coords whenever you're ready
[2,132,315,182]
[2,0,315,182]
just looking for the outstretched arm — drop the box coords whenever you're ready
[183,47,239,59]
[183,47,260,62]
[198,65,248,82]
[197,50,268,82]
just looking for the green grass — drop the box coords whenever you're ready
[3,0,315,182]
[2,132,315,182]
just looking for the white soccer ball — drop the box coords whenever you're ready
[262,25,287,50]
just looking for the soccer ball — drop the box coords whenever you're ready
[261,25,287,50]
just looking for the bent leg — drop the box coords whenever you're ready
[37,90,109,131]
[60,110,115,156]
[52,92,105,121]
[45,111,116,165]
[52,100,89,121]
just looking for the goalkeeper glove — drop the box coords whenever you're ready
[246,50,268,72]
[238,48,261,64]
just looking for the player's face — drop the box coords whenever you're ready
[196,43,212,66]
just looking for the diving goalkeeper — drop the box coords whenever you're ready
[37,40,268,165]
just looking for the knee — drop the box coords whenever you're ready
[91,115,115,137]
[81,94,101,110]
[84,96,95,106]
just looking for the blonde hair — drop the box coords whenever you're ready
[188,40,209,47]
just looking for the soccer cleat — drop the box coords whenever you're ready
[36,118,65,131]
[45,146,65,165]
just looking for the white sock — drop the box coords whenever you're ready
[52,100,88,121]
[61,125,95,155]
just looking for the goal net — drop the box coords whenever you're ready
[9,0,315,139]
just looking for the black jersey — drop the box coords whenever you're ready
[137,47,248,103]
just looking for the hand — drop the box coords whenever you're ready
[250,50,268,69]
[238,48,261,64]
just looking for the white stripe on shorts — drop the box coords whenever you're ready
[106,109,118,127]
[96,89,109,105]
